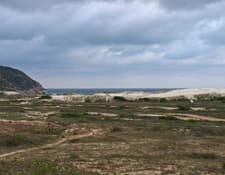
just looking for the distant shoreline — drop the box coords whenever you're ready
[45,88,178,95]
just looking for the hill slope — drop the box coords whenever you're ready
[0,66,44,93]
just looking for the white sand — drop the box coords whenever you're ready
[50,88,225,102]
[0,91,19,95]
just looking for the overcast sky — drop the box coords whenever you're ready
[0,0,225,88]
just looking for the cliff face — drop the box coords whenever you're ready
[0,66,44,94]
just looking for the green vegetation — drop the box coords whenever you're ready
[111,127,123,132]
[223,162,225,171]
[61,112,85,118]
[113,96,127,101]
[177,105,191,111]
[188,153,218,159]
[158,116,178,120]
[159,98,167,102]
[17,160,100,175]
[0,133,47,147]
[39,95,52,100]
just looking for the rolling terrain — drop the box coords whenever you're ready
[1,93,225,174]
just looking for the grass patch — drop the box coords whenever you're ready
[188,153,218,159]
[158,116,178,120]
[39,95,52,100]
[16,160,100,175]
[177,105,191,111]
[31,127,63,135]
[111,127,123,132]
[159,98,167,102]
[0,133,46,147]
[223,162,225,171]
[61,112,85,118]
[113,96,127,102]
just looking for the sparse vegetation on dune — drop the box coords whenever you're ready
[113,96,128,101]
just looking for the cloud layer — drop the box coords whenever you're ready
[0,0,225,88]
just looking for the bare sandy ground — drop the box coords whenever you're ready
[86,112,119,117]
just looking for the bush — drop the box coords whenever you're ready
[61,112,84,118]
[139,98,152,102]
[223,162,225,171]
[189,153,217,159]
[158,116,178,120]
[18,160,79,175]
[111,127,123,132]
[0,134,38,147]
[39,95,52,100]
[177,105,191,111]
[159,98,167,102]
[113,96,127,101]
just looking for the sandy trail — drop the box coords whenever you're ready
[0,130,99,159]
[135,112,225,122]
[168,113,225,122]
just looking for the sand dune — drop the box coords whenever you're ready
[50,88,225,102]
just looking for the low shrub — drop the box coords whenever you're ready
[158,116,178,120]
[113,96,127,101]
[17,160,101,175]
[39,95,52,100]
[223,162,225,171]
[177,105,191,111]
[0,134,39,147]
[159,98,167,102]
[61,112,84,118]
[111,127,123,132]
[189,153,217,159]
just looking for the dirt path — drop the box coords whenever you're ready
[0,129,101,159]
[168,113,225,122]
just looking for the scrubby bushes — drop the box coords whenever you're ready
[17,160,78,175]
[0,134,40,147]
[17,160,101,175]
[113,96,127,101]
[177,105,191,111]
[39,95,52,100]
[189,153,218,159]
[223,162,225,171]
[194,94,225,102]
[111,127,123,132]
[158,116,178,120]
[61,112,84,118]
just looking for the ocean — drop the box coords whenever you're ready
[46,88,175,95]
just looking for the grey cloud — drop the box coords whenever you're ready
[0,0,75,10]
[158,0,223,10]
[0,0,225,88]
[1,0,223,11]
